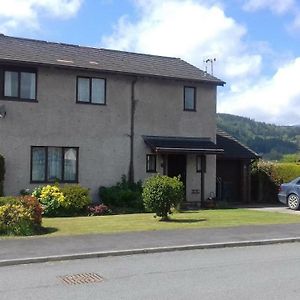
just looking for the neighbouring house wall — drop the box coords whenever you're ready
[0,65,217,201]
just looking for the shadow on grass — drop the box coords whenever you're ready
[36,227,58,235]
[162,218,207,223]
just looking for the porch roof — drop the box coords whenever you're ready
[143,135,224,154]
[216,129,260,160]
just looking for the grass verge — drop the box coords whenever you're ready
[34,208,300,237]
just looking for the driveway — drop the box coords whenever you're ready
[241,204,300,215]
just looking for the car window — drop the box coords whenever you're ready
[297,180,300,185]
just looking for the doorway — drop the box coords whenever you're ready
[167,154,186,186]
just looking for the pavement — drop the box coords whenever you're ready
[2,219,300,267]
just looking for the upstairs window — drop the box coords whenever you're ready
[77,76,106,105]
[3,69,36,101]
[184,86,196,111]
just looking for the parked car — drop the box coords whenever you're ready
[278,177,300,210]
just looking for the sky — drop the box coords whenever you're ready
[0,0,299,126]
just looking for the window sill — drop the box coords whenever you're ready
[1,97,38,103]
[30,180,79,184]
[184,109,196,112]
[76,101,106,106]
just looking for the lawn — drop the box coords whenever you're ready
[38,209,300,237]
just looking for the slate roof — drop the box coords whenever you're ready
[216,129,260,160]
[0,34,224,85]
[143,135,224,154]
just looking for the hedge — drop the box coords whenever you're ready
[275,163,300,182]
[251,161,300,203]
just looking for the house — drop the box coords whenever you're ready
[0,34,224,202]
[216,129,260,203]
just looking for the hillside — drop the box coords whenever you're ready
[217,113,300,160]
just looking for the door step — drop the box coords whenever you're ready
[181,201,201,210]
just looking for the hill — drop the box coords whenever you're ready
[217,113,300,160]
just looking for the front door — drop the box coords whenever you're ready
[167,154,186,187]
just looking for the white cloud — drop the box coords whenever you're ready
[243,0,296,14]
[0,0,83,33]
[102,0,300,125]
[102,0,262,83]
[218,58,300,125]
[243,0,300,32]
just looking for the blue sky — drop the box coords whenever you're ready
[1,0,299,125]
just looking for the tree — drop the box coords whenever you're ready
[142,175,184,221]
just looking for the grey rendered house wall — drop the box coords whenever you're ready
[0,66,132,199]
[0,65,217,201]
[133,78,217,201]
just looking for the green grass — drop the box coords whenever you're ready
[33,209,300,237]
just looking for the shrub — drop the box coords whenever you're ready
[142,175,184,221]
[20,188,31,196]
[99,175,143,212]
[60,185,91,215]
[33,184,91,217]
[251,161,300,203]
[33,185,65,217]
[275,163,300,182]
[20,195,43,226]
[0,154,4,197]
[0,196,42,236]
[87,203,110,216]
[251,161,282,203]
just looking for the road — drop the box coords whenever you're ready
[1,243,300,299]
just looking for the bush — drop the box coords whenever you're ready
[0,154,4,197]
[99,175,143,212]
[87,203,111,216]
[0,196,42,236]
[33,185,65,217]
[275,163,300,182]
[142,175,184,221]
[33,184,91,217]
[251,161,300,203]
[60,185,91,215]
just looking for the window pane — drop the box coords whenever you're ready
[184,87,195,110]
[32,147,46,181]
[91,78,105,104]
[64,148,77,181]
[20,72,36,99]
[48,147,62,181]
[4,71,18,97]
[147,155,156,172]
[78,78,90,102]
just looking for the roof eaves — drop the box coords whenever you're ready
[0,57,224,84]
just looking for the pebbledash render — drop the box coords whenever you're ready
[0,34,224,203]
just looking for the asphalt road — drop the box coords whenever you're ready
[1,243,300,300]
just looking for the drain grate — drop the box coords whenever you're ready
[59,273,103,285]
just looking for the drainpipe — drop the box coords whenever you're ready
[200,155,206,207]
[128,77,137,184]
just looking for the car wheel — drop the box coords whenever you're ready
[287,194,300,210]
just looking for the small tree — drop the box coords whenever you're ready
[142,175,184,221]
